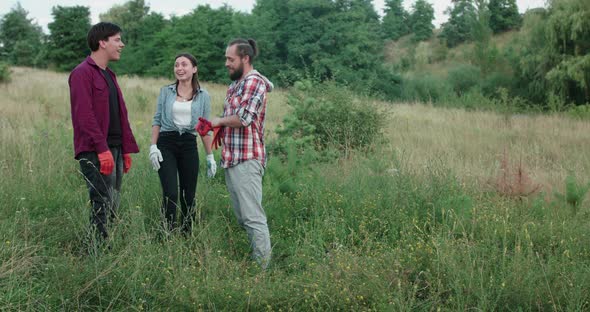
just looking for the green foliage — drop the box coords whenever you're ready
[510,0,590,107]
[508,9,551,104]
[488,0,521,33]
[382,0,410,40]
[447,63,482,95]
[109,12,168,76]
[409,0,435,42]
[0,62,10,83]
[565,103,590,119]
[401,74,453,103]
[0,3,44,66]
[277,0,385,89]
[471,0,497,75]
[99,0,150,46]
[480,70,515,97]
[439,0,477,47]
[554,175,590,215]
[245,0,291,82]
[275,80,384,158]
[46,6,91,72]
[544,0,590,105]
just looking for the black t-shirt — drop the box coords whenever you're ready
[101,69,122,146]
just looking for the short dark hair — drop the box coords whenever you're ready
[228,38,258,64]
[87,22,122,52]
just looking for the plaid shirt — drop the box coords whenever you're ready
[221,70,273,168]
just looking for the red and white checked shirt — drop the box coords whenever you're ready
[220,70,273,168]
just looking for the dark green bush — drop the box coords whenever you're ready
[401,74,453,103]
[480,71,515,97]
[0,63,10,83]
[447,64,481,96]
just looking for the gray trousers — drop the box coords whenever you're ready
[225,160,271,268]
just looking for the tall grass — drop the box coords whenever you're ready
[1,67,589,310]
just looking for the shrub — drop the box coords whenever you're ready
[366,66,403,100]
[0,63,10,83]
[554,175,590,215]
[274,80,385,159]
[447,64,481,96]
[565,104,590,120]
[480,71,515,97]
[401,74,453,103]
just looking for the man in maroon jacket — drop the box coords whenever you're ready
[69,22,139,241]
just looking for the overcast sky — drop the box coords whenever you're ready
[1,0,547,33]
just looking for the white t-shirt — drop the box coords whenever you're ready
[172,100,192,129]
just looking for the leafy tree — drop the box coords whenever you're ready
[0,3,44,66]
[381,0,410,40]
[143,5,240,82]
[99,0,149,46]
[247,0,291,83]
[510,0,589,106]
[508,9,552,104]
[46,6,91,71]
[440,0,477,47]
[488,0,521,33]
[409,0,435,42]
[280,0,386,91]
[470,0,497,75]
[109,12,167,76]
[544,0,590,104]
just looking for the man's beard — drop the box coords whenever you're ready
[229,63,244,81]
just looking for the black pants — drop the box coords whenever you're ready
[78,146,124,240]
[157,132,199,234]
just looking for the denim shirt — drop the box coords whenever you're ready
[152,84,211,135]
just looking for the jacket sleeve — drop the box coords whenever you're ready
[69,68,109,154]
[152,87,165,127]
[201,90,213,135]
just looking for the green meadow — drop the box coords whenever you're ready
[1,67,590,310]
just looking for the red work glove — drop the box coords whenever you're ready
[98,150,114,175]
[196,117,213,137]
[212,127,223,150]
[123,153,132,173]
[196,117,223,150]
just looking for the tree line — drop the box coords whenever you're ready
[0,0,588,107]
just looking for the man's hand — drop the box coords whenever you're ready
[206,154,217,178]
[196,117,213,136]
[123,154,132,173]
[210,117,222,128]
[149,144,163,171]
[98,150,114,175]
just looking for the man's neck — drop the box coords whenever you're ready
[90,53,108,70]
[239,65,254,80]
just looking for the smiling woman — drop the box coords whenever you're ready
[149,52,215,235]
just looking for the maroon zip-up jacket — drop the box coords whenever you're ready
[69,56,139,158]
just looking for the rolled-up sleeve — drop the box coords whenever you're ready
[236,77,266,127]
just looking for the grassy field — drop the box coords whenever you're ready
[1,67,590,310]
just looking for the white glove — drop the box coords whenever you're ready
[149,144,163,171]
[206,154,217,178]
